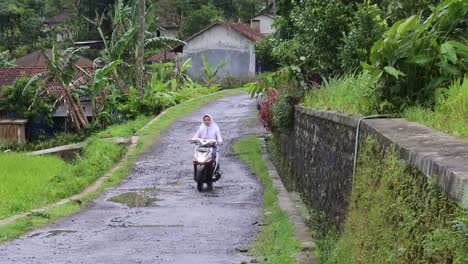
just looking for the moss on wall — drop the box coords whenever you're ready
[317,137,468,264]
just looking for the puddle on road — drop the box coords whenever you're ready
[108,192,159,208]
[46,230,77,237]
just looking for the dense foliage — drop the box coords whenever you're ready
[0,76,56,126]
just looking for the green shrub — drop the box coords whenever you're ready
[0,76,56,126]
[378,0,441,24]
[340,2,388,71]
[302,72,379,115]
[404,76,468,139]
[271,94,294,134]
[363,0,468,112]
[12,45,29,58]
[275,0,352,76]
[255,36,281,72]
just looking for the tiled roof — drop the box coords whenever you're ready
[220,22,265,42]
[184,21,264,44]
[15,49,94,68]
[0,67,91,100]
[147,50,176,63]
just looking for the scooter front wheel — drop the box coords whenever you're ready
[196,165,205,192]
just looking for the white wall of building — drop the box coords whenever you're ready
[250,15,276,35]
[183,25,256,79]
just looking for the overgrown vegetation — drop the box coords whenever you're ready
[302,72,379,115]
[404,77,468,139]
[233,136,299,263]
[315,137,468,264]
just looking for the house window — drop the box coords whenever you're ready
[251,20,261,32]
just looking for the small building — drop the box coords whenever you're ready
[42,12,71,42]
[156,0,181,38]
[0,49,94,137]
[250,14,276,36]
[173,22,264,80]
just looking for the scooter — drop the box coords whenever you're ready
[189,138,221,192]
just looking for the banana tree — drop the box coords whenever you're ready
[0,50,14,67]
[201,54,228,87]
[24,45,89,131]
[77,60,122,125]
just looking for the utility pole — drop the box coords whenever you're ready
[136,0,146,92]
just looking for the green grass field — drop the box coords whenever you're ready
[0,139,123,219]
[233,136,299,263]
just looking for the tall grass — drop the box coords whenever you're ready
[302,72,377,115]
[0,154,68,218]
[98,115,153,138]
[233,137,299,263]
[404,77,468,139]
[0,138,123,219]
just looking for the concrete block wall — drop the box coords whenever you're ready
[275,106,468,228]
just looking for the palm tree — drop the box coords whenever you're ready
[24,45,89,131]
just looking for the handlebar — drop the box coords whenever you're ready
[188,138,219,146]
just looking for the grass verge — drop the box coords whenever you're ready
[233,136,299,264]
[0,88,243,242]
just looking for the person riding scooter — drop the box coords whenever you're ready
[191,114,223,179]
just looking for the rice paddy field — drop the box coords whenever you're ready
[0,139,123,219]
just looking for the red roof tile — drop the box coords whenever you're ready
[183,21,265,44]
[15,49,94,68]
[0,67,91,100]
[220,22,264,42]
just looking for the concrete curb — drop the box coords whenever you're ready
[0,136,139,227]
[259,138,318,264]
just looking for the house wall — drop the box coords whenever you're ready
[250,15,275,35]
[182,25,255,80]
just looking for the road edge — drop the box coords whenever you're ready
[259,138,318,264]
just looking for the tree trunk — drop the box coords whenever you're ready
[61,82,89,131]
[136,0,146,93]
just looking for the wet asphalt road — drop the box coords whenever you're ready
[0,93,265,264]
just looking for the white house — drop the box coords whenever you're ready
[250,14,276,36]
[173,22,264,79]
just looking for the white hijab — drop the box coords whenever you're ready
[196,114,220,140]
